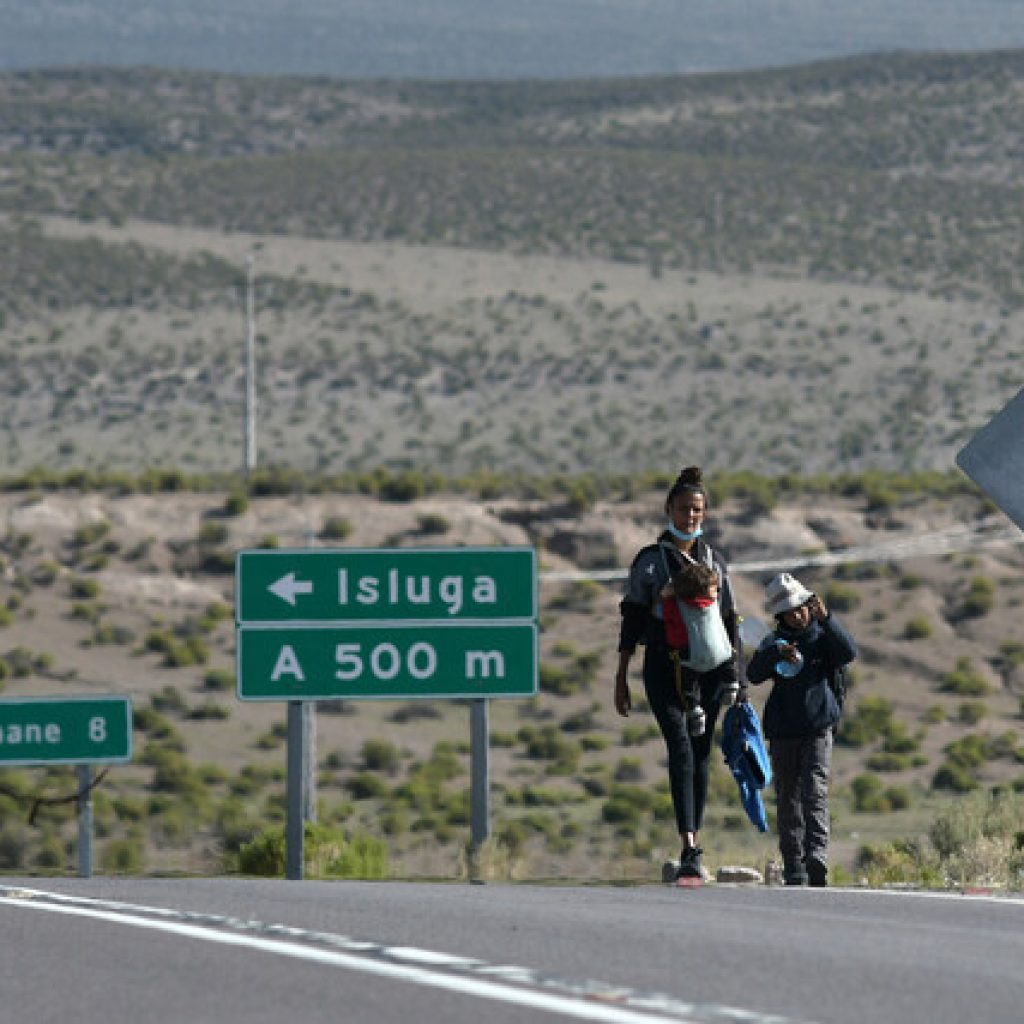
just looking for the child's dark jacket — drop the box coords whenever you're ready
[746,614,857,740]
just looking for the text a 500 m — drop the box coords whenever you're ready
[271,640,509,685]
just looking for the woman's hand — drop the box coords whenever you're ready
[614,671,632,716]
[807,594,828,621]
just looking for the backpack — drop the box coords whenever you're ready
[827,661,851,736]
[828,662,849,716]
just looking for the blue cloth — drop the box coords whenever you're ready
[721,701,772,833]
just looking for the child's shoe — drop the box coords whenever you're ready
[806,858,828,887]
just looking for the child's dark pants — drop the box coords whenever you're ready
[770,729,833,876]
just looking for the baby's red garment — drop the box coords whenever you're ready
[662,595,714,649]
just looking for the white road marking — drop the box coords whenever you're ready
[0,887,804,1024]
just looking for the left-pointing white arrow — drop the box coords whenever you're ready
[268,571,314,607]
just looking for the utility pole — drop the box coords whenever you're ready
[244,253,258,474]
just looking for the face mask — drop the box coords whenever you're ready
[667,521,702,542]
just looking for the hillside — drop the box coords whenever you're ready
[0,480,1021,883]
[2,55,1024,479]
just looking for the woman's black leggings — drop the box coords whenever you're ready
[643,645,728,836]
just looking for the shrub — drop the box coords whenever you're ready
[151,685,187,713]
[0,827,27,869]
[101,838,146,874]
[939,658,990,696]
[361,738,401,773]
[188,701,231,721]
[837,696,895,747]
[960,576,995,619]
[932,762,980,792]
[203,668,236,692]
[621,723,659,746]
[865,752,914,772]
[320,515,353,541]
[857,839,939,886]
[197,522,230,545]
[236,828,286,875]
[519,725,580,773]
[929,791,1024,886]
[957,701,988,725]
[548,580,600,612]
[325,831,389,879]
[345,772,389,799]
[222,492,249,516]
[601,794,642,826]
[903,615,933,640]
[613,757,644,782]
[72,521,111,548]
[69,576,101,599]
[851,772,889,812]
[416,513,450,535]
[822,582,860,613]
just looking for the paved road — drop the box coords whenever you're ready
[2,878,1022,1024]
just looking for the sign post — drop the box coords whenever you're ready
[0,695,133,877]
[235,547,538,879]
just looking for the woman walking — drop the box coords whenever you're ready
[613,466,741,882]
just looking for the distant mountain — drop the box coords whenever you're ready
[4,0,1024,79]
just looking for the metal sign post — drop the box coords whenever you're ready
[77,764,93,878]
[469,699,490,860]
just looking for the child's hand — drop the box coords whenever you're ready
[777,641,800,663]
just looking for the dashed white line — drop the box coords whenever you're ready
[0,887,807,1024]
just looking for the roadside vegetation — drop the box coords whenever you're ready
[0,479,1019,887]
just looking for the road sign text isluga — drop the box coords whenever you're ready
[235,547,538,701]
[236,547,536,624]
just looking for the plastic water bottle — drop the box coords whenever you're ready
[687,704,706,736]
[775,640,804,678]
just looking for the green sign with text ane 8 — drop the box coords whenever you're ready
[0,696,133,765]
[237,623,538,701]
[235,547,536,624]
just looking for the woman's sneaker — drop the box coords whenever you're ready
[676,846,704,883]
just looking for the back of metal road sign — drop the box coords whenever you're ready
[956,387,1024,533]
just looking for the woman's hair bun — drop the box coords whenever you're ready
[678,465,703,487]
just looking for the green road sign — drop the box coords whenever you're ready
[237,623,538,701]
[235,547,537,624]
[0,696,133,765]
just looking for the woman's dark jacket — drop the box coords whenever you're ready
[746,614,857,740]
[618,534,739,659]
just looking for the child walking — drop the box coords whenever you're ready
[746,572,857,886]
